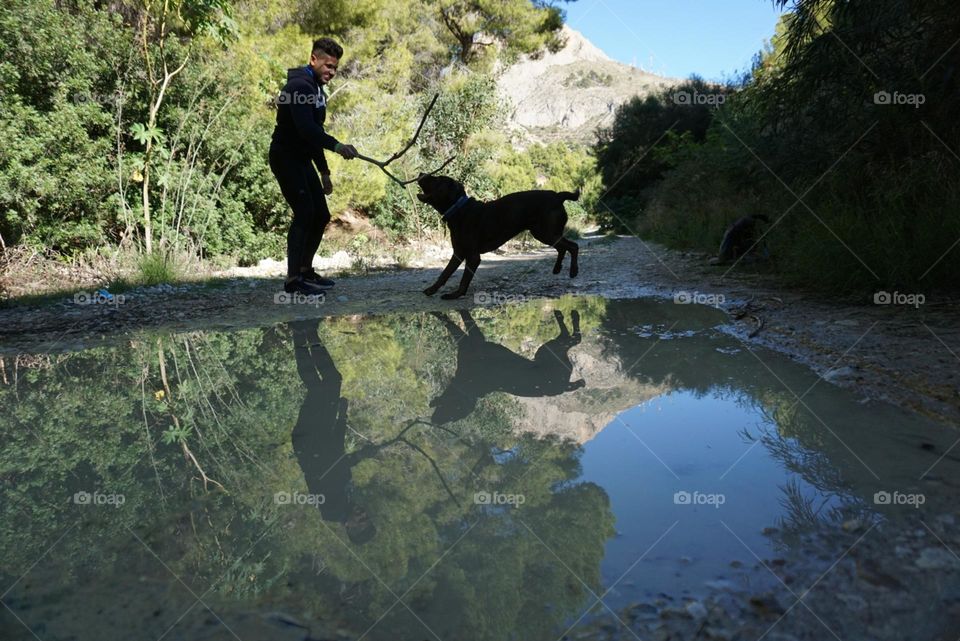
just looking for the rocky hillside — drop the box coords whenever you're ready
[497,25,679,146]
[512,336,672,444]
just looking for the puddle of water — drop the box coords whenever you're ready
[1,296,958,641]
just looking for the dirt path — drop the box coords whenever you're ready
[1,236,958,425]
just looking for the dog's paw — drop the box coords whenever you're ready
[569,265,579,278]
[440,291,464,300]
[423,286,439,296]
[552,262,562,275]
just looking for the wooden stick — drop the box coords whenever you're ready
[353,93,455,186]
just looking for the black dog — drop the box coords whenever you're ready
[710,214,771,264]
[416,175,580,299]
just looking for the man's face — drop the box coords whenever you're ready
[309,52,339,85]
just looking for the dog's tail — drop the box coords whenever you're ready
[558,189,581,202]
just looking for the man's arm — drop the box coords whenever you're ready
[287,79,359,160]
[288,84,340,156]
[313,150,330,175]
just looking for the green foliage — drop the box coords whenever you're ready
[433,0,568,65]
[0,0,134,252]
[2,0,595,270]
[0,300,616,639]
[593,77,733,231]
[563,69,614,88]
[595,0,960,291]
[137,251,181,284]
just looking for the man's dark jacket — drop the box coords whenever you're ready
[271,66,341,174]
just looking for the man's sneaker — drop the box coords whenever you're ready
[302,268,335,288]
[284,275,329,295]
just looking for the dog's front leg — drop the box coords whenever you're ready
[424,255,463,296]
[441,255,480,300]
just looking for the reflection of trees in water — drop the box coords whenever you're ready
[0,304,616,641]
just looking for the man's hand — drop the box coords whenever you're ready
[334,143,358,160]
[321,173,333,195]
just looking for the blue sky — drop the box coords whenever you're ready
[562,0,785,81]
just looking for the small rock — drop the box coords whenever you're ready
[768,634,800,641]
[702,626,734,641]
[939,586,960,603]
[704,579,735,591]
[659,606,691,619]
[685,600,708,620]
[336,295,348,302]
[749,593,786,617]
[916,547,960,570]
[835,593,867,611]
[841,519,863,532]
[824,366,857,382]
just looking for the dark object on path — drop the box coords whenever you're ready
[417,175,580,299]
[710,214,771,265]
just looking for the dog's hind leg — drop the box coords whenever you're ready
[530,227,567,275]
[552,244,566,274]
[557,238,579,277]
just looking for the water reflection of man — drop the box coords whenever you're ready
[290,319,376,544]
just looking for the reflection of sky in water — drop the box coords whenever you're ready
[580,390,843,607]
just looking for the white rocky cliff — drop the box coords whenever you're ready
[497,25,678,145]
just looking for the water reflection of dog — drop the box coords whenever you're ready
[430,309,585,424]
[289,319,376,544]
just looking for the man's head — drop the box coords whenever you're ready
[309,37,343,85]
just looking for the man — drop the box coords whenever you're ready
[271,37,359,295]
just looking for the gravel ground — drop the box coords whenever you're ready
[1,236,957,425]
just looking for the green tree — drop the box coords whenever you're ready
[432,0,570,64]
[128,0,236,254]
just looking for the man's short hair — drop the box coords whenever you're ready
[312,37,343,59]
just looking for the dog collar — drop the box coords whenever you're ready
[442,195,473,221]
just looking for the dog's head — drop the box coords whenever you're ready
[416,174,467,215]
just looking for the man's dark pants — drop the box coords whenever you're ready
[269,143,330,278]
